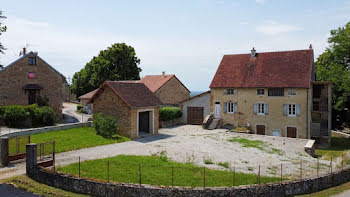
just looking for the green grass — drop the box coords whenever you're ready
[2,175,87,197]
[217,162,229,168]
[9,127,130,154]
[315,136,350,160]
[228,137,284,155]
[204,158,214,164]
[57,155,280,187]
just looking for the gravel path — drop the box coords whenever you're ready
[1,125,333,180]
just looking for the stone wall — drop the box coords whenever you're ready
[0,52,66,117]
[155,77,190,105]
[160,117,182,128]
[26,143,350,197]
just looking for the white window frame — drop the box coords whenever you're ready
[226,89,237,95]
[288,104,296,117]
[227,102,235,114]
[257,103,265,115]
[288,88,296,96]
[257,89,265,95]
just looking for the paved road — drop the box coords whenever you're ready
[0,184,40,197]
[62,102,91,123]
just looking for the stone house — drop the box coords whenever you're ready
[0,50,67,117]
[180,91,210,125]
[89,81,162,139]
[138,72,190,105]
[209,47,332,145]
[78,89,98,114]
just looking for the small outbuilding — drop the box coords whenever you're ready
[89,81,162,139]
[180,91,210,125]
[78,89,98,114]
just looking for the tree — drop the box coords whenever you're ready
[71,43,141,98]
[316,22,350,127]
[0,11,7,68]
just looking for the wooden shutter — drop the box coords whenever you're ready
[224,102,227,113]
[265,104,269,115]
[253,103,257,114]
[296,104,301,116]
[234,89,238,95]
[234,103,238,113]
[283,104,288,116]
[223,89,227,95]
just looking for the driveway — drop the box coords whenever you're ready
[62,102,91,123]
[0,184,40,197]
[1,125,331,180]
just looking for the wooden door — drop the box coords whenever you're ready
[28,90,36,104]
[187,107,204,125]
[287,127,297,138]
[139,111,150,133]
[256,125,265,135]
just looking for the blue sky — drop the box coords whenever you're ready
[0,0,349,91]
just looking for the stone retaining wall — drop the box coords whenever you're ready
[160,118,182,128]
[26,144,350,197]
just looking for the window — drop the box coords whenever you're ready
[288,104,296,116]
[227,102,237,114]
[257,89,265,95]
[226,89,237,95]
[28,57,36,65]
[257,103,265,115]
[288,89,296,95]
[268,88,284,96]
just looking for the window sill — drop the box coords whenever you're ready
[257,113,265,116]
[287,115,297,117]
[227,112,235,114]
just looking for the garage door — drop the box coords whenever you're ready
[287,127,297,138]
[187,107,204,125]
[256,125,265,135]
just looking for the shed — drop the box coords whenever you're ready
[180,91,210,125]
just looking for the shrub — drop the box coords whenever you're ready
[79,108,88,114]
[93,113,119,138]
[77,105,83,111]
[37,95,49,107]
[3,105,28,127]
[159,107,182,121]
[37,106,56,126]
[0,106,5,118]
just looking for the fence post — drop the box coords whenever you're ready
[0,137,9,166]
[172,166,174,188]
[139,164,142,186]
[317,158,319,177]
[342,154,344,171]
[53,141,55,172]
[28,135,31,144]
[330,157,333,174]
[16,136,20,154]
[107,160,110,183]
[258,165,261,186]
[280,164,283,183]
[203,167,206,189]
[233,167,235,186]
[79,156,81,178]
[300,160,302,180]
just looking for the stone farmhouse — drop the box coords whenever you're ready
[209,47,332,145]
[89,81,162,139]
[138,72,190,105]
[0,50,67,117]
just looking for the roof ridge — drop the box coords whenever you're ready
[224,49,312,56]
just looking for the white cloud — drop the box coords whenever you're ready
[256,21,301,35]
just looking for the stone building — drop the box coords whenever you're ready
[180,91,210,125]
[0,50,67,117]
[90,81,162,139]
[78,89,98,114]
[209,47,332,145]
[138,72,190,105]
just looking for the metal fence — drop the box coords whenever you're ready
[37,141,55,168]
[55,154,349,188]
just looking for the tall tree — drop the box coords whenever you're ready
[71,43,142,98]
[0,11,7,68]
[316,22,350,127]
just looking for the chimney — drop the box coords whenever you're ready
[162,71,165,78]
[251,47,257,57]
[309,44,313,49]
[23,48,26,56]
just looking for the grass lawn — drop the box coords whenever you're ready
[315,135,350,160]
[2,175,86,197]
[57,155,280,187]
[228,137,284,155]
[9,127,130,154]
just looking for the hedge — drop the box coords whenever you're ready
[0,104,56,128]
[159,107,182,121]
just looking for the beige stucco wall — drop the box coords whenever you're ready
[92,87,132,138]
[210,88,309,138]
[130,107,159,139]
[0,53,66,117]
[155,77,190,105]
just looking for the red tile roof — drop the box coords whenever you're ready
[138,75,190,93]
[90,81,162,108]
[210,49,314,88]
[79,89,98,99]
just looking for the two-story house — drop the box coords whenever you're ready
[209,47,331,145]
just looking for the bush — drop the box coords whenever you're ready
[3,105,28,127]
[79,108,88,114]
[37,106,56,126]
[93,113,118,138]
[0,106,5,118]
[37,95,49,107]
[77,105,83,111]
[159,107,182,121]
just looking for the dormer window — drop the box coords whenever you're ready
[28,57,36,65]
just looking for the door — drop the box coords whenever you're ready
[214,103,220,118]
[256,125,265,135]
[187,107,204,125]
[28,90,37,104]
[139,111,150,133]
[287,127,297,138]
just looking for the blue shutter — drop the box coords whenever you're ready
[265,104,269,115]
[224,89,227,95]
[224,102,227,113]
[296,104,301,116]
[283,104,288,116]
[253,104,257,115]
[234,103,238,113]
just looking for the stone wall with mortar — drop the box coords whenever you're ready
[26,143,350,197]
[155,77,190,105]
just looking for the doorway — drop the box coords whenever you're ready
[214,102,220,119]
[139,111,150,133]
[28,90,37,104]
[256,125,266,135]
